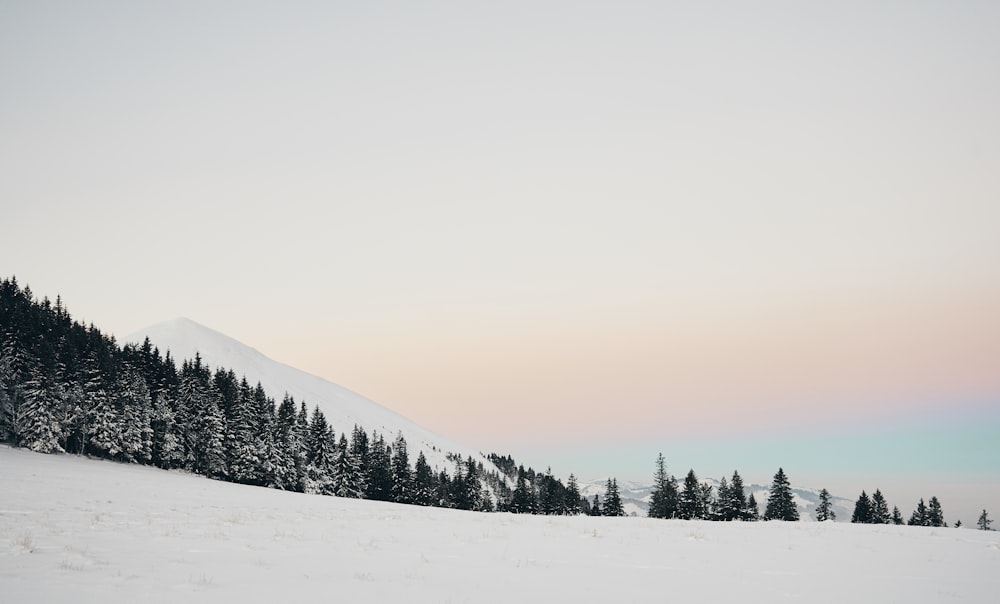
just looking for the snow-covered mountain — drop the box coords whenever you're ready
[124,317,502,478]
[579,478,855,521]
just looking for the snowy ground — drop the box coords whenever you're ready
[2,446,998,603]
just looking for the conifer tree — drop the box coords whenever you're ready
[20,369,63,453]
[852,491,872,524]
[977,509,992,531]
[603,478,625,517]
[390,433,413,504]
[590,494,602,516]
[304,407,335,495]
[331,433,364,498]
[714,473,742,521]
[365,432,393,501]
[412,450,436,506]
[908,499,928,526]
[678,469,703,520]
[511,465,536,513]
[927,496,945,527]
[648,453,678,519]
[763,468,799,521]
[891,506,904,525]
[564,474,582,515]
[746,493,760,521]
[815,488,835,522]
[728,470,749,521]
[871,489,890,524]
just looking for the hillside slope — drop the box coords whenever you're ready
[124,318,500,477]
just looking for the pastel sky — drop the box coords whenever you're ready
[2,1,999,521]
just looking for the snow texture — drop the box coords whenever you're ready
[3,446,998,603]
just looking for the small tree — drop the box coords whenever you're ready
[871,490,890,524]
[891,506,904,525]
[648,453,678,519]
[852,491,872,524]
[603,478,625,517]
[815,488,835,522]
[978,509,992,531]
[764,468,799,521]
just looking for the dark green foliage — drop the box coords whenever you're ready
[412,451,436,506]
[908,499,928,526]
[763,468,799,521]
[746,493,760,521]
[815,488,835,522]
[978,509,992,531]
[648,453,678,519]
[602,478,625,517]
[891,506,904,525]
[678,469,705,520]
[511,465,537,513]
[390,433,412,504]
[590,494,602,516]
[852,491,872,524]
[871,490,890,524]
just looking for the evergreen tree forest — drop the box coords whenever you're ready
[0,277,587,515]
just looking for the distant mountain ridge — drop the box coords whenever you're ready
[124,317,502,477]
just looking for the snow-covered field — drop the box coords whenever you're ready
[3,446,997,603]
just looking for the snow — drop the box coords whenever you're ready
[3,446,998,603]
[123,318,503,478]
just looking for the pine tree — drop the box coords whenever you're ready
[365,432,393,501]
[852,491,872,524]
[590,494,602,516]
[746,493,760,521]
[763,468,799,521]
[977,509,992,531]
[648,453,678,519]
[603,478,625,517]
[511,465,536,513]
[331,434,364,498]
[678,469,703,520]
[927,496,945,527]
[20,369,63,453]
[564,474,582,515]
[891,506,904,525]
[412,450,436,506]
[390,433,413,504]
[908,499,928,526]
[815,488,835,522]
[304,407,335,495]
[721,470,748,521]
[871,489,890,524]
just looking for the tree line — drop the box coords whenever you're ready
[0,277,593,513]
[644,453,798,521]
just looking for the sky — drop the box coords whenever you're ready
[2,1,999,521]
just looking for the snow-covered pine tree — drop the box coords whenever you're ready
[815,488,835,522]
[20,368,63,453]
[116,370,153,464]
[603,478,625,517]
[511,465,536,513]
[763,468,799,521]
[977,509,992,531]
[648,453,678,519]
[390,433,413,504]
[331,433,364,498]
[717,470,749,521]
[304,407,335,495]
[412,450,436,506]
